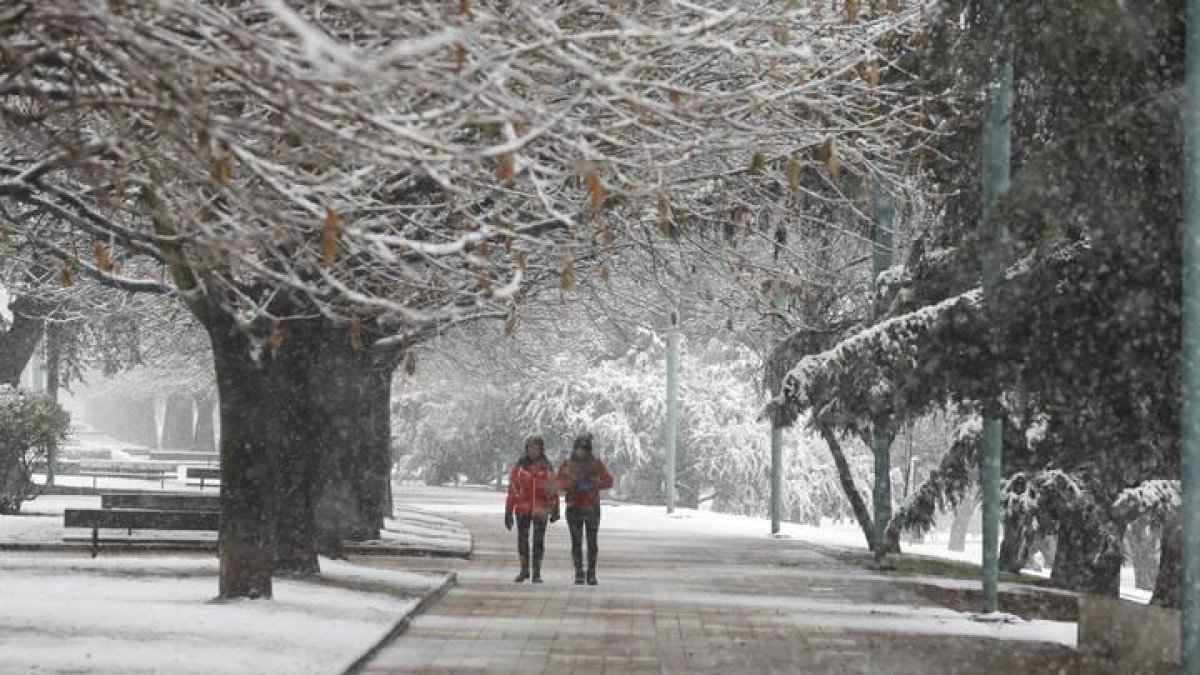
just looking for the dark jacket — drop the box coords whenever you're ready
[556,457,614,509]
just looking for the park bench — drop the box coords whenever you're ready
[149,451,220,463]
[183,466,221,490]
[100,493,219,511]
[73,467,174,490]
[64,507,219,557]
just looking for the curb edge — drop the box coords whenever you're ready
[339,570,458,675]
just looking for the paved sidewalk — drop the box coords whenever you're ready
[361,487,1110,675]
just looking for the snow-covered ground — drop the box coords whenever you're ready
[0,556,445,675]
[369,507,472,556]
[626,502,1151,605]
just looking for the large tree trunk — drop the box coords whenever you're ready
[128,397,160,449]
[1050,510,1123,596]
[210,317,332,595]
[312,344,396,554]
[208,311,400,595]
[865,423,899,559]
[272,323,327,575]
[998,511,1030,574]
[192,396,216,453]
[948,496,977,552]
[277,326,399,565]
[1150,514,1180,608]
[362,367,394,532]
[0,303,45,387]
[212,325,283,599]
[1127,518,1160,592]
[311,339,364,558]
[161,394,195,450]
[818,424,876,550]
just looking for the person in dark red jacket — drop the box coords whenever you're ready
[556,433,613,585]
[504,436,559,583]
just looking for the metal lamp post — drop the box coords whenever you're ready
[1181,0,1200,667]
[980,52,1013,614]
[666,299,680,514]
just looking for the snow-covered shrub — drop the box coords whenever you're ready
[0,386,70,514]
[1111,480,1180,525]
[522,329,853,518]
[393,382,523,487]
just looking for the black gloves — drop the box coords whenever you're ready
[504,509,514,531]
[549,507,560,524]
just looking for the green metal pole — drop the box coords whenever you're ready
[770,424,783,534]
[666,299,679,514]
[871,182,895,561]
[770,289,791,535]
[871,428,892,559]
[980,55,1013,615]
[45,323,60,487]
[1181,0,1200,668]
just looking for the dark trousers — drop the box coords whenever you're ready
[566,506,600,571]
[516,515,547,568]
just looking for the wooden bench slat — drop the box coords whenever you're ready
[101,494,219,511]
[79,471,170,479]
[64,508,219,531]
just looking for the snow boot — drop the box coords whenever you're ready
[514,558,530,583]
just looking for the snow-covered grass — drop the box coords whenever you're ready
[569,499,1151,607]
[0,556,445,675]
[0,494,101,544]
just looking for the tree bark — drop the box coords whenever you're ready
[311,346,396,553]
[1050,510,1123,596]
[1127,518,1160,592]
[192,395,216,453]
[273,326,400,564]
[1151,514,1180,608]
[212,324,283,599]
[818,424,875,550]
[311,339,363,558]
[206,310,401,594]
[948,497,977,552]
[0,303,45,387]
[864,424,899,558]
[363,367,394,532]
[998,511,1030,574]
[272,322,327,575]
[128,397,160,449]
[161,393,195,450]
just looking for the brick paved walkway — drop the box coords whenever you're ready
[361,487,1108,675]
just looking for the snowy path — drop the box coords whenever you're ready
[360,487,1103,675]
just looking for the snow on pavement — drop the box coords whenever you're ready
[361,486,1089,674]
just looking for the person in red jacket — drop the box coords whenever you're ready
[504,436,559,583]
[556,433,613,585]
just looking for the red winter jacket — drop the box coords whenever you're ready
[505,458,559,518]
[556,458,614,509]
